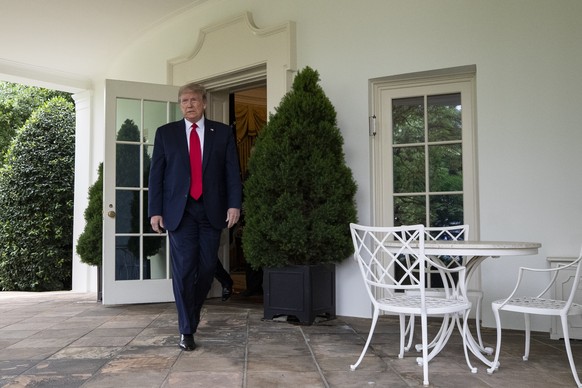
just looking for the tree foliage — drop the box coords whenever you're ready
[0,97,75,291]
[76,163,103,266]
[0,82,73,163]
[242,67,357,268]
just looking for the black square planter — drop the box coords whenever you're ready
[263,263,336,325]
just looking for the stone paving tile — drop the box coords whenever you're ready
[250,354,318,372]
[0,360,37,375]
[115,345,179,359]
[161,371,243,388]
[98,316,157,329]
[0,321,57,332]
[172,354,244,372]
[28,328,93,339]
[48,346,124,360]
[82,370,170,388]
[316,354,387,372]
[325,370,411,388]
[0,347,61,361]
[0,374,91,388]
[68,336,135,347]
[177,341,245,359]
[22,358,107,376]
[6,337,78,351]
[1,292,581,388]
[0,339,22,350]
[0,329,40,339]
[246,371,326,388]
[246,341,312,357]
[148,315,179,329]
[83,327,143,337]
[126,333,177,347]
[99,355,175,374]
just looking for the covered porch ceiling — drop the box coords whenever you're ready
[0,0,209,91]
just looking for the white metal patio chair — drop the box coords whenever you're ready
[349,223,476,386]
[404,225,486,353]
[488,245,582,387]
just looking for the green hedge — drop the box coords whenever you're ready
[0,82,73,163]
[0,97,75,291]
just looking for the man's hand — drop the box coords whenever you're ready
[151,215,165,233]
[226,208,241,229]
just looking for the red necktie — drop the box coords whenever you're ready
[189,124,203,199]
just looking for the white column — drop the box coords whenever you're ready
[71,90,98,293]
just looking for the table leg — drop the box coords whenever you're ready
[414,255,495,366]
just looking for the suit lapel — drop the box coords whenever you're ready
[176,120,189,170]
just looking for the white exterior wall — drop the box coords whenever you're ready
[77,0,582,331]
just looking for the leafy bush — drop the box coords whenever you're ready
[76,163,103,267]
[0,97,75,291]
[242,67,358,268]
[0,82,73,162]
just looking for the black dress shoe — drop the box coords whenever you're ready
[222,286,233,301]
[179,334,195,351]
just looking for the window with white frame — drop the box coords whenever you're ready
[370,66,478,233]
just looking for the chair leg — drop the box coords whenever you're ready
[415,314,453,353]
[398,313,408,358]
[523,313,530,361]
[350,308,379,371]
[404,314,415,353]
[460,309,477,374]
[560,315,582,388]
[474,292,485,350]
[424,314,456,363]
[420,313,430,386]
[487,305,502,374]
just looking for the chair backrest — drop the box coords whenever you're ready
[561,246,582,311]
[349,223,426,302]
[425,225,469,242]
[424,224,469,272]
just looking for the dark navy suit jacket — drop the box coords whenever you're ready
[148,118,242,231]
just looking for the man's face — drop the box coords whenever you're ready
[179,91,206,123]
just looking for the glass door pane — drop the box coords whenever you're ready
[114,98,174,281]
[391,92,464,227]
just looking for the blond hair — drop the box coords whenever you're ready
[178,83,207,101]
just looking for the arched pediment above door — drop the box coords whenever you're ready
[167,11,296,114]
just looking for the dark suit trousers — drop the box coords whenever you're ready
[169,197,221,335]
[215,259,233,288]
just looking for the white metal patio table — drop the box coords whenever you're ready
[385,239,541,369]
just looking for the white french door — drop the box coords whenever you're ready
[102,80,232,304]
[102,80,180,304]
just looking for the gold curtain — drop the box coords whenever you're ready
[235,103,266,177]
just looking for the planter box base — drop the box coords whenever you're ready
[263,264,336,325]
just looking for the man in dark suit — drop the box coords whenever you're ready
[148,83,241,351]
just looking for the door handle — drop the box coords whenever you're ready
[107,210,116,218]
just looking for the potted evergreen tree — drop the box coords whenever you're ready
[242,67,357,324]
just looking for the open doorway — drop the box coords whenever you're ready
[228,85,267,300]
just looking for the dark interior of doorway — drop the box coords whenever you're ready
[226,85,266,303]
